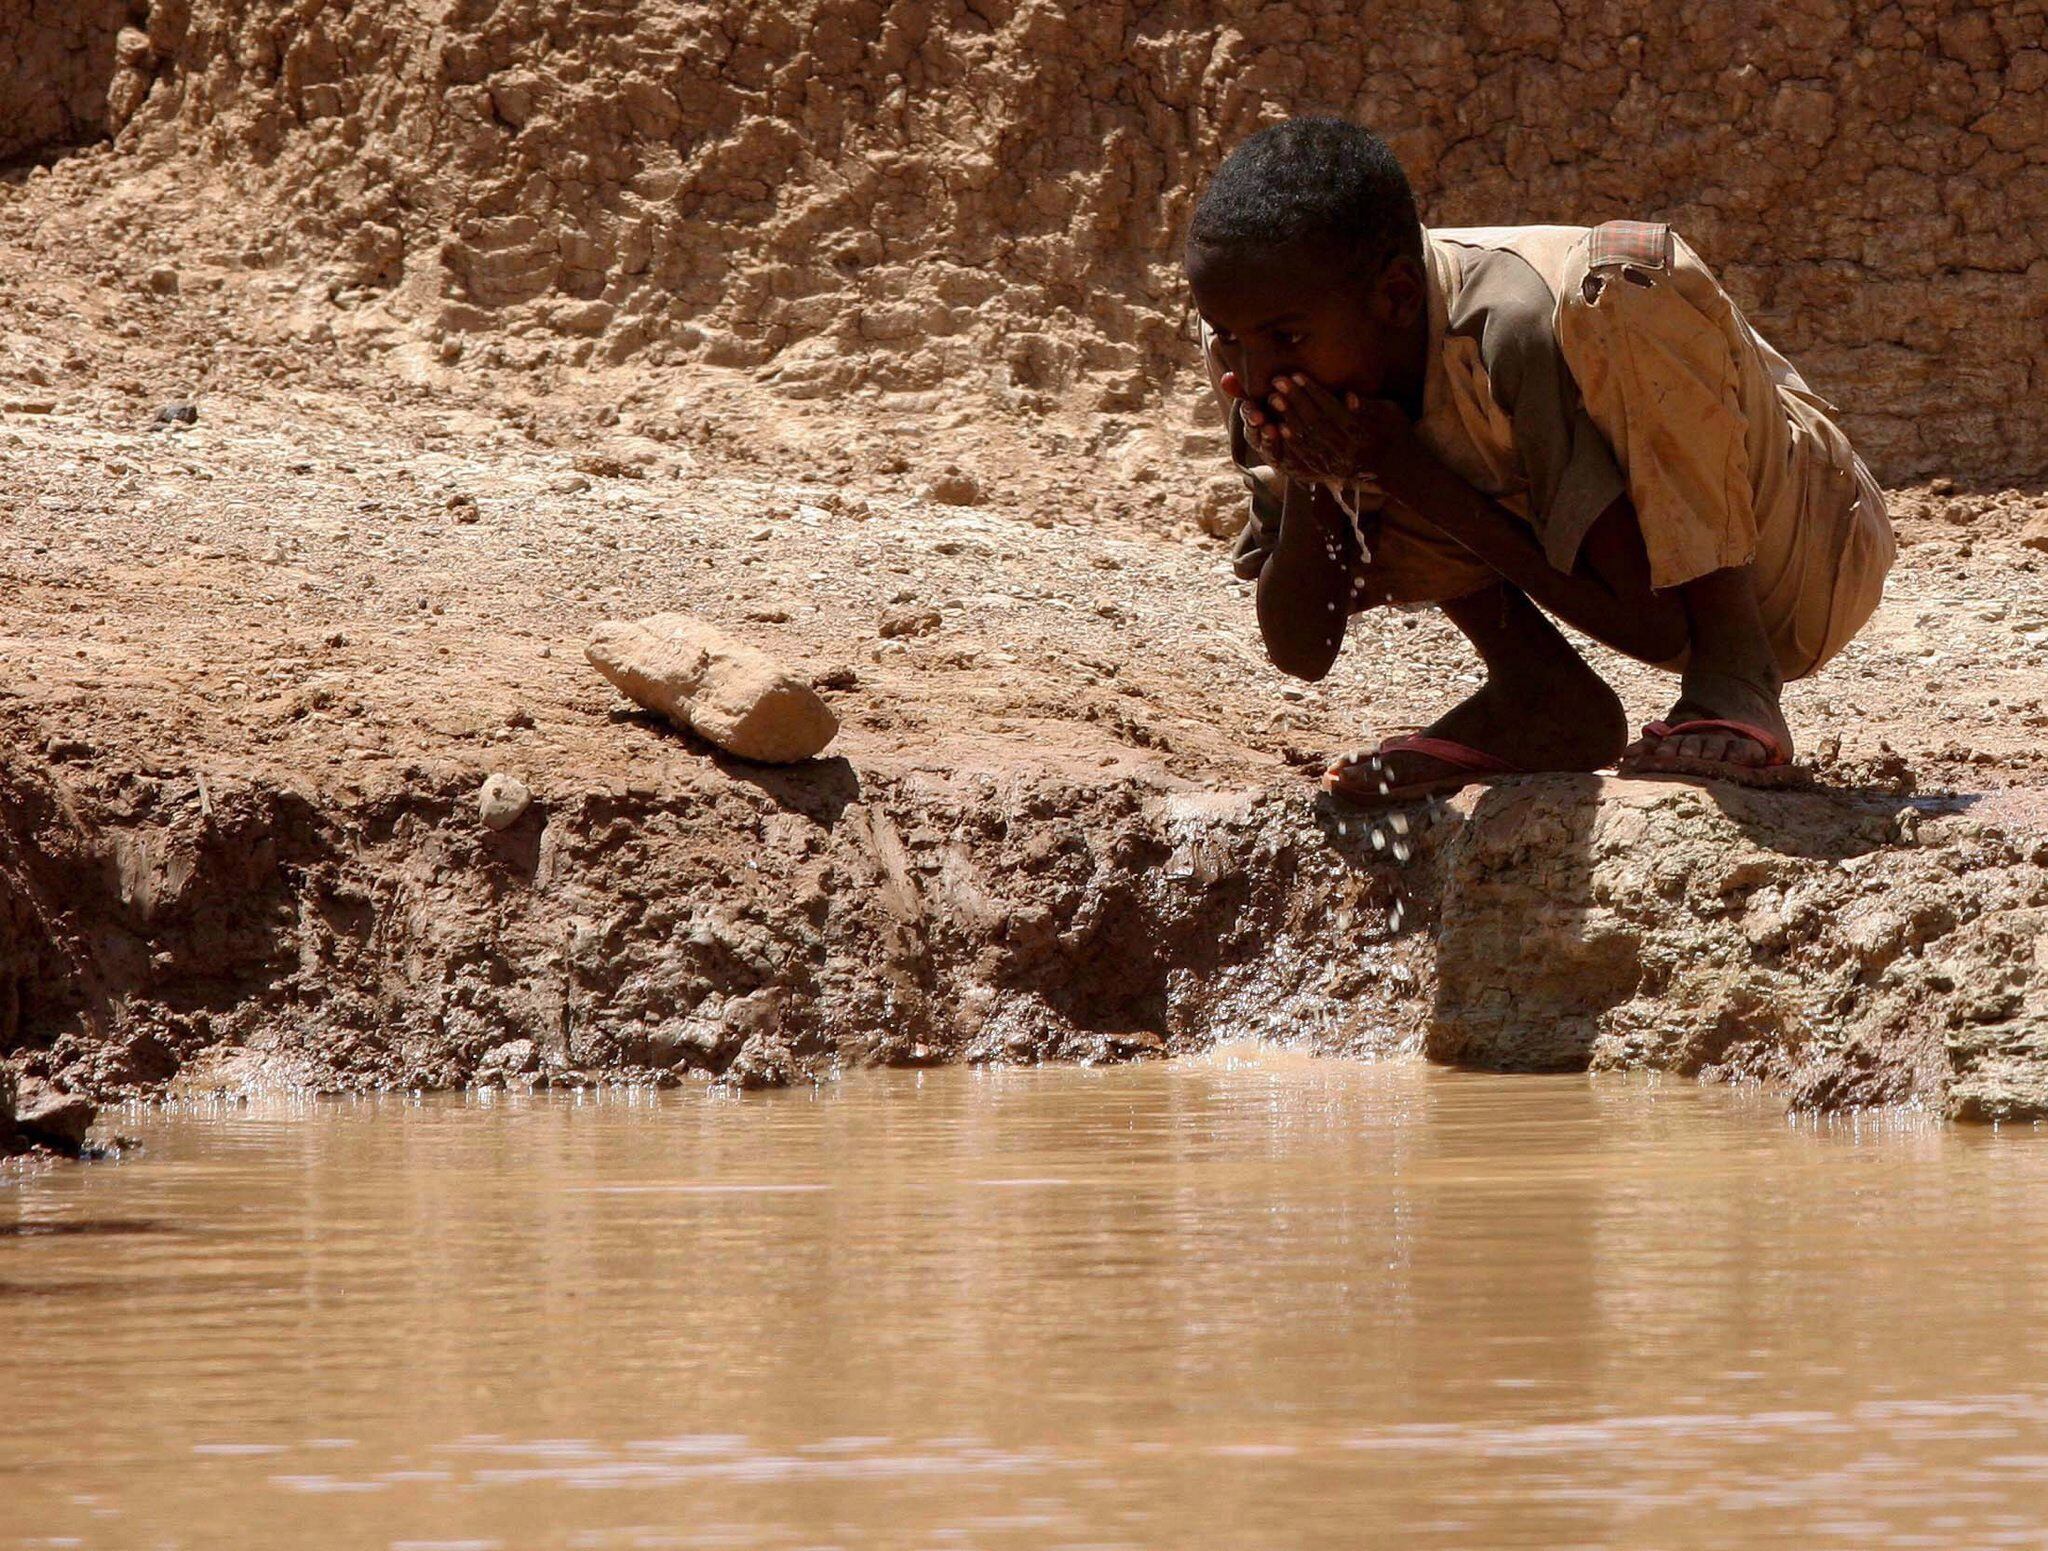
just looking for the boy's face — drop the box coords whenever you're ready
[1186,239,1427,411]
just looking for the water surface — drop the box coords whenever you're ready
[5,1053,2048,1548]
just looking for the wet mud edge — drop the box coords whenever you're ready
[3,753,2045,1152]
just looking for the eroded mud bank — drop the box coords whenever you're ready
[6,747,2043,1154]
[0,752,1422,1122]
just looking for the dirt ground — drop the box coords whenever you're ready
[3,141,2047,1143]
[5,152,2045,802]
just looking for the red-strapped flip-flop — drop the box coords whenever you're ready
[1622,718,1807,789]
[1323,733,1521,807]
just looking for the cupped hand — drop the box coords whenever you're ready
[1264,374,1415,484]
[1219,369,1288,468]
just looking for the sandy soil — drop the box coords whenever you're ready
[4,162,2046,814]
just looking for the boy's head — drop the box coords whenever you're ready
[1185,117,1428,407]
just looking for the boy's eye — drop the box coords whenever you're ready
[1273,330,1303,348]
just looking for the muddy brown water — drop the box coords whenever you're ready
[5,1053,2048,1550]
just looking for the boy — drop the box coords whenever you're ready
[1185,117,1894,805]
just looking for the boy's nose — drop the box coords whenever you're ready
[1241,350,1286,400]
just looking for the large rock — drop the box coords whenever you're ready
[12,1076,97,1153]
[587,612,839,764]
[1423,777,2048,1117]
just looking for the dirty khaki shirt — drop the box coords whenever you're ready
[1219,221,1893,678]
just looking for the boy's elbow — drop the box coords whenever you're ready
[1265,638,1337,683]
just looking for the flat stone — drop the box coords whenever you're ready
[646,1018,725,1068]
[13,1077,96,1151]
[478,1037,538,1075]
[878,606,941,639]
[1195,473,1248,538]
[586,612,839,764]
[722,1032,797,1089]
[921,468,982,506]
[478,772,531,830]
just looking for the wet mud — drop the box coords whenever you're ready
[5,734,2044,1151]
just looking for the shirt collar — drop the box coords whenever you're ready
[1419,226,1457,425]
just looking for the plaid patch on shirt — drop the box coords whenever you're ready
[1587,219,1672,270]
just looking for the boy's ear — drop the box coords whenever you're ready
[1370,254,1426,329]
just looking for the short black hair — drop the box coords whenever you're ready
[1187,117,1422,278]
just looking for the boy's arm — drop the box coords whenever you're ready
[1376,450,1689,663]
[1255,478,1354,681]
[1272,376,1688,665]
[1209,387,1357,679]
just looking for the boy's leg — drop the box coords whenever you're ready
[1327,580,1628,798]
[1617,432,1893,777]
[1350,453,1805,783]
[1619,563,1790,773]
[1558,230,1894,778]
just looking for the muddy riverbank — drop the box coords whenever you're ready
[2,262,2046,1146]
[5,688,2045,1145]
[5,53,2048,1148]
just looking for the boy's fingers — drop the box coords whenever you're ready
[1277,383,1320,423]
[1289,376,1346,426]
[1292,398,1339,441]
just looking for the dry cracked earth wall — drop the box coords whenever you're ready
[0,1,148,163]
[10,0,2045,483]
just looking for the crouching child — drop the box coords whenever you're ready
[1185,117,1894,804]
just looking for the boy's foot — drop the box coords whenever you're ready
[1324,672,1627,806]
[1323,732,1517,805]
[1618,676,1802,787]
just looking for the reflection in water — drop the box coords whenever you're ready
[3,1052,2047,1549]
[0,1218,166,1237]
